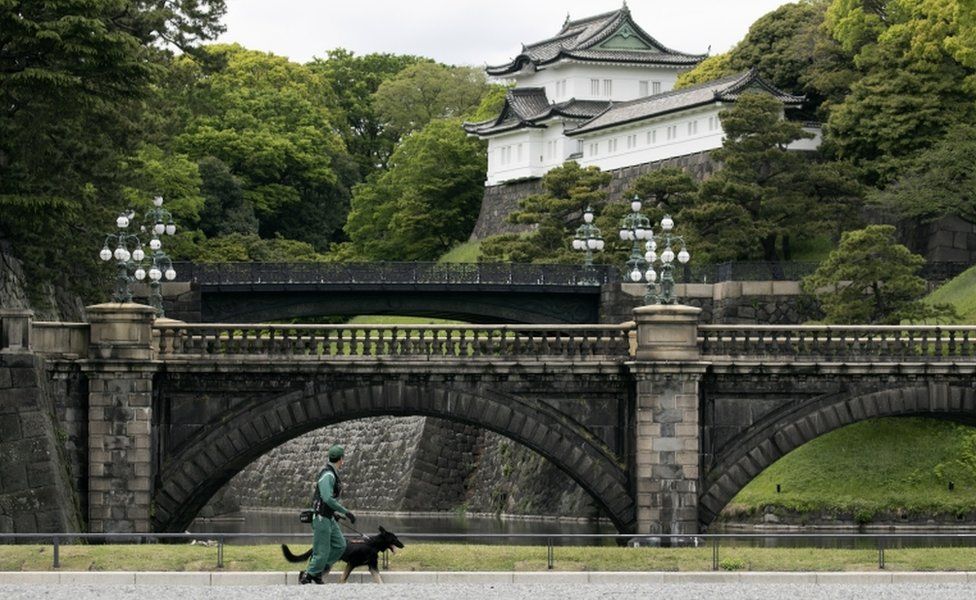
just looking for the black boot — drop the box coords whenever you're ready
[299,570,324,585]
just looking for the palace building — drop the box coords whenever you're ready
[463,5,821,186]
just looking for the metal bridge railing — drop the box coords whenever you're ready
[3,531,975,572]
[154,323,635,360]
[700,325,976,361]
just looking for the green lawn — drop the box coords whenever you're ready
[925,264,976,323]
[727,417,976,520]
[4,543,976,572]
[438,240,482,263]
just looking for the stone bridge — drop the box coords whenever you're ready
[5,306,976,537]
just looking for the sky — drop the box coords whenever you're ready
[216,0,795,67]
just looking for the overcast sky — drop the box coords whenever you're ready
[217,0,794,67]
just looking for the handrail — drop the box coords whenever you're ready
[153,322,635,359]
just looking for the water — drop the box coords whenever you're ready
[189,509,617,546]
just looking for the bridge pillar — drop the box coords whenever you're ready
[82,303,157,533]
[629,304,707,537]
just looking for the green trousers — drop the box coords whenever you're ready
[306,514,347,576]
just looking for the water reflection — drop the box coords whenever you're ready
[189,510,617,546]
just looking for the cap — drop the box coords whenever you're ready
[328,445,345,462]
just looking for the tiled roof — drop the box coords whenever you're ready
[463,89,611,136]
[566,69,805,136]
[486,6,704,76]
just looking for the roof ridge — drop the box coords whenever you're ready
[561,8,624,31]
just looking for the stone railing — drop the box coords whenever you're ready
[32,322,90,358]
[699,325,976,361]
[154,323,634,360]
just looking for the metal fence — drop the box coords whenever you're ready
[2,531,976,572]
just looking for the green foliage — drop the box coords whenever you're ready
[307,49,427,178]
[170,44,357,251]
[121,145,205,229]
[870,124,976,222]
[372,62,488,134]
[923,264,976,324]
[675,53,733,89]
[803,225,954,324]
[439,240,483,263]
[193,233,325,262]
[341,118,486,261]
[824,0,976,185]
[197,156,258,237]
[690,93,860,262]
[468,84,511,122]
[480,162,611,264]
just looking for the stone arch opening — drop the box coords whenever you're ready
[700,384,976,527]
[153,380,635,533]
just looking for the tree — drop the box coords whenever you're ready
[480,162,611,264]
[869,123,976,222]
[308,49,427,178]
[341,118,486,261]
[372,62,488,134]
[675,53,733,89]
[197,156,259,238]
[825,0,976,186]
[803,225,955,323]
[170,45,357,250]
[0,0,224,304]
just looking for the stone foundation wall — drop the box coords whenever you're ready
[471,151,719,241]
[601,281,822,325]
[0,352,83,533]
[208,416,592,519]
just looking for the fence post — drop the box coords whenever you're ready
[712,537,719,571]
[547,538,553,570]
[53,536,60,569]
[877,538,885,570]
[217,536,224,569]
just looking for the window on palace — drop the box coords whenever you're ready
[647,129,656,145]
[516,144,522,162]
[626,134,637,149]
[639,80,649,97]
[652,81,662,95]
[667,125,677,140]
[688,120,698,135]
[589,143,599,156]
[708,116,720,131]
[591,79,600,96]
[608,138,618,152]
[603,79,612,97]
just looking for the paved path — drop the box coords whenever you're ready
[2,583,976,600]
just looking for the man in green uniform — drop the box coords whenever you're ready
[300,444,356,585]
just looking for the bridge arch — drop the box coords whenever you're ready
[700,383,976,527]
[153,380,636,533]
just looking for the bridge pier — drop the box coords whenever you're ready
[630,305,706,536]
[81,304,157,533]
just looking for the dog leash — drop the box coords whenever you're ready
[336,515,372,541]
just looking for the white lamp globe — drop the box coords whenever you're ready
[645,250,657,263]
[647,240,657,252]
[631,198,642,212]
[661,215,674,231]
[572,239,582,250]
[165,223,176,235]
[595,239,605,251]
[635,228,646,240]
[678,248,691,264]
[121,248,132,262]
[583,210,594,224]
[646,269,658,283]
[99,247,112,261]
[629,269,642,282]
[586,238,598,250]
[150,238,162,251]
[149,267,162,281]
[113,246,125,260]
[154,222,165,235]
[661,248,675,263]
[116,215,129,228]
[153,196,163,207]
[134,268,146,281]
[165,268,177,281]
[132,247,145,262]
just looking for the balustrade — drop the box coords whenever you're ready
[699,325,976,361]
[154,323,632,360]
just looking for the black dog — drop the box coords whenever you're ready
[282,526,405,584]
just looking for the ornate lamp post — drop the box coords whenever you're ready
[572,206,605,284]
[642,214,691,305]
[618,196,653,284]
[98,196,178,315]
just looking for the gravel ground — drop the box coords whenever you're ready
[2,584,976,600]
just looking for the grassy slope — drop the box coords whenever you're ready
[3,543,976,572]
[731,267,976,519]
[438,240,481,263]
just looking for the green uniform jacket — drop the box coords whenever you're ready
[318,467,348,517]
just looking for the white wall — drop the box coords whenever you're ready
[574,105,726,171]
[515,63,683,102]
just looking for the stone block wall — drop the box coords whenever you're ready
[0,352,83,533]
[470,151,719,241]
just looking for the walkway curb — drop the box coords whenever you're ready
[1,571,975,585]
